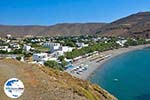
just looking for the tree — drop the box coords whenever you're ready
[137,38,146,45]
[24,53,32,58]
[16,56,21,61]
[44,60,64,71]
[0,50,7,54]
[125,39,137,46]
[12,49,23,54]
[61,60,67,67]
[65,42,120,59]
[58,56,65,61]
[64,40,76,47]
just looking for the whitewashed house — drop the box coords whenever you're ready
[146,39,150,42]
[10,43,20,49]
[6,40,11,43]
[32,53,48,62]
[116,40,127,47]
[6,34,11,39]
[32,53,58,64]
[31,39,41,43]
[0,46,11,52]
[6,48,12,52]
[0,46,8,50]
[44,42,60,52]
[76,42,89,48]
[50,46,74,58]
[51,50,65,58]
[60,46,73,53]
[23,45,31,52]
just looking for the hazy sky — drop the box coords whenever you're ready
[0,0,150,25]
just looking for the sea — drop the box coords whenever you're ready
[89,47,150,100]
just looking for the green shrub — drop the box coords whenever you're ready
[16,56,21,61]
[44,60,64,71]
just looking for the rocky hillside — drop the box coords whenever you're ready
[1,12,150,37]
[0,59,117,100]
[97,12,150,37]
[0,23,106,37]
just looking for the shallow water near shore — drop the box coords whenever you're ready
[89,47,150,100]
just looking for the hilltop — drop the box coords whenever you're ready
[97,12,150,37]
[0,23,106,37]
[1,12,150,37]
[0,59,117,100]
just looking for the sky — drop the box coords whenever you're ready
[0,0,150,25]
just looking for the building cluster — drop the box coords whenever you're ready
[2,34,144,68]
[0,35,21,52]
[32,42,74,64]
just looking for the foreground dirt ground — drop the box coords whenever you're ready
[0,59,117,100]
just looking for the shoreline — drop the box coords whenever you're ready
[69,44,150,80]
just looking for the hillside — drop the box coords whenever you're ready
[0,59,117,100]
[97,12,150,37]
[1,12,150,37]
[0,23,106,37]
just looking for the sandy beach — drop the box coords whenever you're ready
[66,44,150,80]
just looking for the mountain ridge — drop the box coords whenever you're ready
[98,12,150,37]
[1,12,150,37]
[0,23,106,37]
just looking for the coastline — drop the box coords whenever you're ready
[70,44,150,80]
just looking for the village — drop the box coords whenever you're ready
[0,34,150,76]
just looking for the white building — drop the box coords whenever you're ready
[6,40,11,43]
[32,53,48,62]
[0,46,11,52]
[76,42,89,48]
[32,53,58,65]
[146,39,150,42]
[6,34,11,39]
[6,48,12,52]
[23,45,31,52]
[116,40,127,47]
[43,42,60,52]
[60,46,73,53]
[31,39,41,43]
[50,46,74,58]
[10,43,20,49]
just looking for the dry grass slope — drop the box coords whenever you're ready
[0,59,117,100]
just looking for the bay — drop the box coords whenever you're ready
[89,47,150,100]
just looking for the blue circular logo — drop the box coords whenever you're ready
[4,78,24,99]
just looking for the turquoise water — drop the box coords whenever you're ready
[89,47,150,100]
